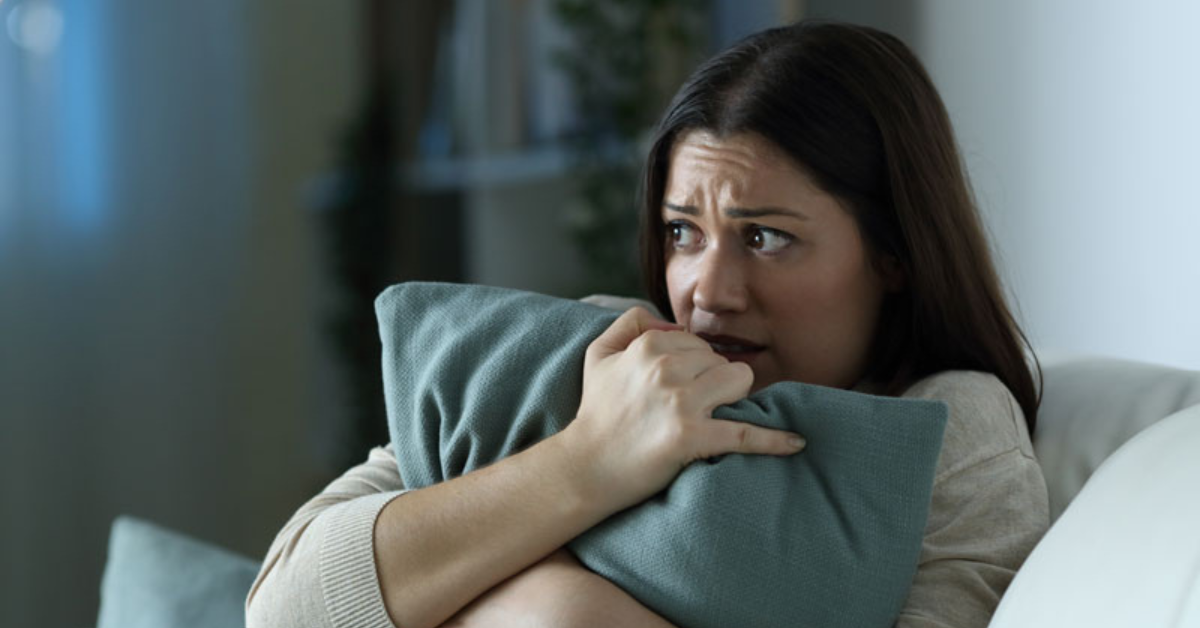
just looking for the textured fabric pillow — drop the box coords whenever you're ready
[378,282,948,628]
[1035,354,1200,521]
[989,404,1200,628]
[97,516,260,628]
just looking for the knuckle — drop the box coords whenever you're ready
[664,388,689,411]
[640,329,665,352]
[628,333,651,356]
[734,424,752,449]
[687,332,713,351]
[648,355,675,383]
[617,305,643,323]
[729,361,754,387]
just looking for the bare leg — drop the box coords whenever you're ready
[440,548,678,628]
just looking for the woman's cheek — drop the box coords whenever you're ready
[664,259,695,322]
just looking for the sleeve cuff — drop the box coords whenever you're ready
[319,490,408,628]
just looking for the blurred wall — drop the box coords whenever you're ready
[807,0,1200,369]
[0,2,361,626]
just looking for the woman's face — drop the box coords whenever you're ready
[663,130,896,391]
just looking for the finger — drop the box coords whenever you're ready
[587,307,682,362]
[691,360,755,410]
[703,418,806,457]
[649,349,731,385]
[632,328,717,357]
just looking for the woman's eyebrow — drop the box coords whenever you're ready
[664,202,808,220]
[664,202,700,215]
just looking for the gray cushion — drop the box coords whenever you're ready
[97,516,259,628]
[1035,354,1200,520]
[378,282,948,628]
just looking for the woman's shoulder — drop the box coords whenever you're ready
[901,370,1013,408]
[900,370,1037,481]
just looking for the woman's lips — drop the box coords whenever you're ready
[695,333,766,361]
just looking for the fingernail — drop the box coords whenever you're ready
[788,435,806,450]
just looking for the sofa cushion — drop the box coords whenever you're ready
[988,403,1200,628]
[1035,354,1200,520]
[377,282,948,628]
[97,516,260,628]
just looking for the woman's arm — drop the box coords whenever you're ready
[895,451,1047,628]
[245,445,408,628]
[895,371,1050,628]
[244,443,675,628]
[441,549,679,628]
[370,427,615,628]
[249,307,803,628]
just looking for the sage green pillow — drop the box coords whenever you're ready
[378,282,947,628]
[97,516,260,628]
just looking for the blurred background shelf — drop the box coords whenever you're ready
[402,145,576,191]
[307,144,577,209]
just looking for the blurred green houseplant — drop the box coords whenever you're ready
[552,0,710,298]
[322,1,712,468]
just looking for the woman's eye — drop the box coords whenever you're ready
[747,226,793,253]
[667,222,701,249]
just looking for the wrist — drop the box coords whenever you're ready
[540,425,613,524]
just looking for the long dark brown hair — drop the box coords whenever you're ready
[638,20,1042,432]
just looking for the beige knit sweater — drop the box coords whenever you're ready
[246,370,1049,628]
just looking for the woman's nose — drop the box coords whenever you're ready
[692,246,748,315]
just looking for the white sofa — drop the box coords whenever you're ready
[96,346,1200,627]
[989,353,1200,627]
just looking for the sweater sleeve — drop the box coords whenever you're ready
[245,444,408,628]
[894,371,1050,628]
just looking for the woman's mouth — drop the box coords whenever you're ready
[695,333,766,361]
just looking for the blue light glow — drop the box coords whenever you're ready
[54,0,107,232]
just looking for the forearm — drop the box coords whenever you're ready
[375,432,610,628]
[443,549,678,628]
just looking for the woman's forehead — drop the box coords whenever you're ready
[665,130,823,204]
[670,130,792,170]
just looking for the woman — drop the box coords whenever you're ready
[247,20,1048,628]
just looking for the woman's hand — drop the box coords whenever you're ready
[557,306,805,514]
